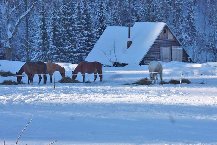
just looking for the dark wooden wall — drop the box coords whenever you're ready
[139,26,190,65]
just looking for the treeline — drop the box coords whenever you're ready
[0,0,216,63]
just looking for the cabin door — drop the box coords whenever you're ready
[172,46,183,61]
[160,47,171,62]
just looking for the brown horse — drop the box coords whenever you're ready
[72,61,103,82]
[46,62,65,83]
[16,61,47,84]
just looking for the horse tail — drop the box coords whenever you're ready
[97,62,103,81]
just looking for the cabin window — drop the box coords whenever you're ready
[160,29,168,39]
[172,46,183,61]
[160,47,171,62]
[168,31,174,40]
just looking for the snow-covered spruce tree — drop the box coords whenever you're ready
[144,0,156,22]
[0,0,36,60]
[183,0,197,62]
[96,0,106,39]
[105,0,120,25]
[24,0,30,61]
[81,0,95,57]
[171,0,184,41]
[73,0,85,63]
[56,0,76,62]
[27,5,41,61]
[50,1,62,62]
[14,0,36,61]
[206,0,217,61]
[212,1,217,61]
[37,1,49,61]
[131,0,145,22]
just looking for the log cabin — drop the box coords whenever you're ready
[86,22,191,66]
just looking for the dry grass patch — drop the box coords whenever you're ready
[0,71,15,77]
[58,77,80,83]
[0,80,19,85]
[133,78,152,85]
[168,78,191,84]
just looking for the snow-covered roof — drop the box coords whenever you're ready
[86,22,166,66]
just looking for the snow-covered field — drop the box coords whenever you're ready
[1,60,217,145]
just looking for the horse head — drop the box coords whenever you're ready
[149,72,155,80]
[71,71,77,81]
[60,66,65,78]
[16,72,23,84]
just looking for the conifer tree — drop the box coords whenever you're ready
[184,0,197,61]
[81,1,95,57]
[38,1,49,61]
[74,0,84,63]
[50,2,61,61]
[96,1,106,39]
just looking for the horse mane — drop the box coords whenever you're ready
[18,64,25,74]
[56,64,65,73]
[73,63,81,74]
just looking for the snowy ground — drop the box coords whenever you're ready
[1,60,217,145]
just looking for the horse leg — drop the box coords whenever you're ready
[149,73,152,80]
[149,73,154,84]
[154,74,156,84]
[28,76,30,84]
[82,73,85,83]
[30,74,34,85]
[97,69,103,82]
[38,75,42,84]
[94,73,97,82]
[99,74,102,82]
[31,77,34,84]
[160,72,163,82]
[43,74,47,84]
[50,74,53,83]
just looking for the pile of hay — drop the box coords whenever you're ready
[160,81,169,85]
[0,71,15,77]
[133,78,152,85]
[168,78,191,84]
[181,78,191,84]
[0,80,19,85]
[58,77,80,83]
[85,80,91,83]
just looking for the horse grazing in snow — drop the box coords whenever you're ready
[46,62,65,83]
[16,61,47,84]
[148,61,163,83]
[72,61,103,82]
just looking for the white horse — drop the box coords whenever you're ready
[148,61,163,83]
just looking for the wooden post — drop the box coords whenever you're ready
[53,74,55,89]
[127,0,132,48]
[179,72,183,87]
